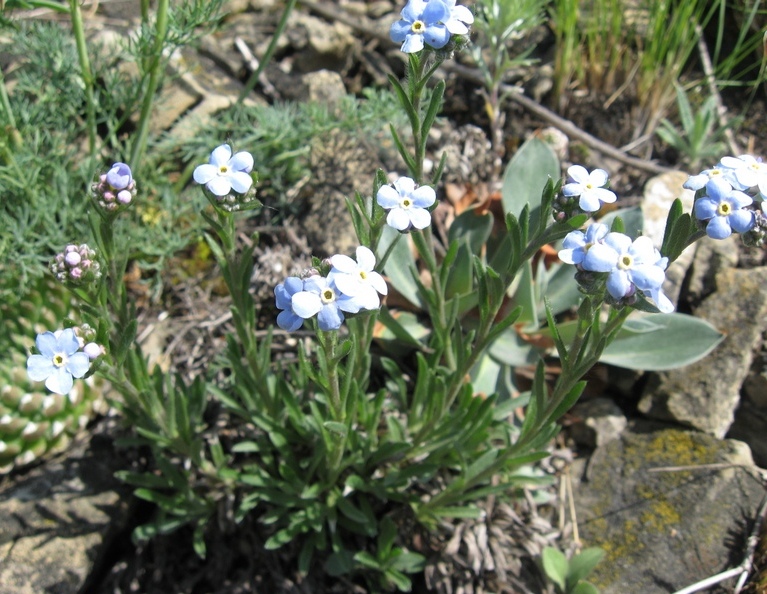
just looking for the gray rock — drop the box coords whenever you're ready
[684,236,740,303]
[0,432,128,594]
[728,349,767,466]
[638,267,767,438]
[575,426,765,593]
[568,398,627,448]
[641,171,696,304]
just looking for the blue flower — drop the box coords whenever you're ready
[558,223,610,267]
[274,277,306,331]
[193,144,254,197]
[106,162,133,191]
[328,246,388,312]
[562,165,617,212]
[694,178,755,239]
[593,234,674,313]
[26,329,91,395]
[290,277,362,331]
[390,0,450,53]
[377,177,436,231]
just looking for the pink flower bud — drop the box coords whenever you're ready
[83,342,103,360]
[65,252,81,267]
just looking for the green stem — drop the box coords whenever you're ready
[69,0,97,158]
[236,0,297,105]
[0,67,16,130]
[129,0,170,170]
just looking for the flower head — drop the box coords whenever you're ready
[377,177,436,231]
[275,277,306,332]
[558,223,610,267]
[26,329,91,395]
[193,144,254,197]
[390,0,451,53]
[718,155,767,193]
[588,233,674,313]
[328,246,388,312]
[290,277,362,331]
[51,244,101,285]
[562,165,617,213]
[693,178,755,239]
[92,162,137,211]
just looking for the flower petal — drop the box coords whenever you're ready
[193,164,218,185]
[45,368,73,395]
[567,165,590,184]
[408,207,432,229]
[230,151,254,173]
[411,186,436,208]
[27,355,55,382]
[66,352,91,379]
[387,209,411,231]
[35,332,58,358]
[206,176,232,197]
[377,185,402,209]
[318,304,344,331]
[706,216,732,239]
[292,292,323,318]
[210,144,232,166]
[228,171,253,194]
[401,34,425,53]
[355,246,376,271]
[330,254,357,274]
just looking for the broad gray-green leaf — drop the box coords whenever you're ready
[541,547,568,592]
[380,224,422,308]
[599,313,724,370]
[502,137,560,226]
[599,206,644,239]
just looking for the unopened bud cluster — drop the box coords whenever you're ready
[51,243,101,284]
[92,162,137,211]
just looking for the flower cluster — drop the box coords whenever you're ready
[275,247,387,331]
[377,176,436,231]
[50,243,101,285]
[193,144,257,211]
[390,0,474,53]
[553,165,617,220]
[685,155,764,241]
[92,162,137,211]
[26,328,99,395]
[559,223,674,313]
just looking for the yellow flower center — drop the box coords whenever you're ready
[411,20,425,33]
[321,289,335,303]
[218,165,230,175]
[359,271,368,281]
[52,353,66,368]
[618,255,633,270]
[402,198,412,208]
[717,201,732,216]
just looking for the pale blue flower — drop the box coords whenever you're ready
[291,277,362,331]
[106,162,132,190]
[390,0,450,53]
[193,144,254,197]
[441,0,474,35]
[719,154,767,197]
[562,165,617,212]
[684,163,737,192]
[594,234,674,313]
[558,223,610,267]
[275,277,305,332]
[27,329,90,395]
[328,246,388,312]
[694,178,755,240]
[377,177,436,231]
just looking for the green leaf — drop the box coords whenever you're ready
[598,313,724,370]
[567,548,605,589]
[336,496,370,525]
[502,137,560,230]
[380,224,422,307]
[325,549,355,576]
[541,547,568,592]
[599,206,644,239]
[571,582,600,594]
[323,421,348,437]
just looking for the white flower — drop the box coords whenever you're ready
[376,177,436,231]
[193,144,254,197]
[328,246,388,311]
[26,329,91,395]
[562,165,617,212]
[441,0,474,35]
